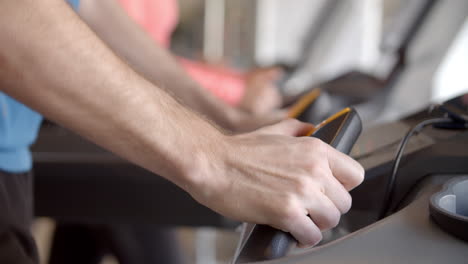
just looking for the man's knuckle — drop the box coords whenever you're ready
[280,196,300,221]
[293,177,313,196]
[320,208,341,230]
[302,141,328,167]
[349,171,365,189]
[357,167,365,184]
[328,210,341,228]
[342,193,353,214]
[304,137,323,150]
[340,193,352,214]
[303,166,329,189]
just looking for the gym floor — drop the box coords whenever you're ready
[32,218,241,264]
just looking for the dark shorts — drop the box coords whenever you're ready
[0,170,38,264]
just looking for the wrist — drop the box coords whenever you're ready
[175,122,230,195]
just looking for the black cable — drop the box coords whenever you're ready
[378,117,452,219]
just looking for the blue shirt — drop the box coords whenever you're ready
[67,0,80,10]
[0,0,80,173]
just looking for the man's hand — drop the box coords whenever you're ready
[188,119,364,247]
[239,67,283,115]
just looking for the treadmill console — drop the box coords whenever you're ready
[231,94,468,264]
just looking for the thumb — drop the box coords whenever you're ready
[258,118,314,137]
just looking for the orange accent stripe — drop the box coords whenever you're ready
[305,108,352,136]
[288,89,321,118]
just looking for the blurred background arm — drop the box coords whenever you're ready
[78,0,284,131]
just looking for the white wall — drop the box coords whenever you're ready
[255,0,326,65]
[255,0,382,95]
[433,19,468,103]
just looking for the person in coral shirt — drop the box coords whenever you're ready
[118,0,283,114]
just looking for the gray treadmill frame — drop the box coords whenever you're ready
[235,174,468,264]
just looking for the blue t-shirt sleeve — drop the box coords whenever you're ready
[66,0,80,10]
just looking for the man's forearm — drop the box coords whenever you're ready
[0,0,366,247]
[0,0,220,187]
[77,0,241,130]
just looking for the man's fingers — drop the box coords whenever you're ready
[259,118,314,137]
[321,176,352,214]
[274,192,341,248]
[282,212,322,248]
[326,145,365,191]
[306,192,342,231]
